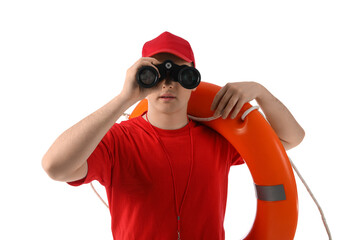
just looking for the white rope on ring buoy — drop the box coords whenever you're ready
[187,105,260,122]
[289,157,332,239]
[91,106,332,239]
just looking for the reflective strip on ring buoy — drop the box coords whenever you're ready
[129,82,298,240]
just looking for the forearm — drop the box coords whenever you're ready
[42,93,135,180]
[256,85,305,147]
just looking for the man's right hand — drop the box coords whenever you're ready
[121,57,163,103]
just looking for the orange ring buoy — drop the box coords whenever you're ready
[129,82,298,240]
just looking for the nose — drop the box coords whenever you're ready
[161,77,174,88]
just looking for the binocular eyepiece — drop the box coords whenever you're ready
[136,60,201,89]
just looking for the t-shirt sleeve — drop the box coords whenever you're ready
[66,124,117,188]
[229,141,245,166]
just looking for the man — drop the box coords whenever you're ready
[42,31,304,239]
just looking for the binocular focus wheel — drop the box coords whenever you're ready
[165,62,172,69]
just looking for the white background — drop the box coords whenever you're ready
[1,0,362,239]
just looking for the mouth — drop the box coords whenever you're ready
[159,93,176,98]
[159,96,176,101]
[159,96,176,98]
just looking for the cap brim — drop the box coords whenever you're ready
[145,48,193,63]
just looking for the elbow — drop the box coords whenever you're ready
[42,155,63,181]
[291,125,305,147]
[42,154,84,182]
[42,155,56,180]
[282,127,305,151]
[295,127,305,146]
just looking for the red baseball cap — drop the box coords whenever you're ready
[142,31,196,67]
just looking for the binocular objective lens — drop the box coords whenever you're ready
[180,69,199,88]
[139,68,157,85]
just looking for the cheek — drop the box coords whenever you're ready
[147,92,158,100]
[180,90,192,100]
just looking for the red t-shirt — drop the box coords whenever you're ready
[67,112,244,239]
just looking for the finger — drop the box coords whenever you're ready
[214,90,233,117]
[140,57,163,69]
[142,57,163,65]
[210,86,228,111]
[221,96,239,119]
[230,98,246,119]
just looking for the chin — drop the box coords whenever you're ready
[149,98,188,112]
[157,106,180,114]
[155,104,186,114]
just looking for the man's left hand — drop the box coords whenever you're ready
[210,81,263,119]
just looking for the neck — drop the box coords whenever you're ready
[144,109,189,130]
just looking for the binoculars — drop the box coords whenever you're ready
[136,60,201,89]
